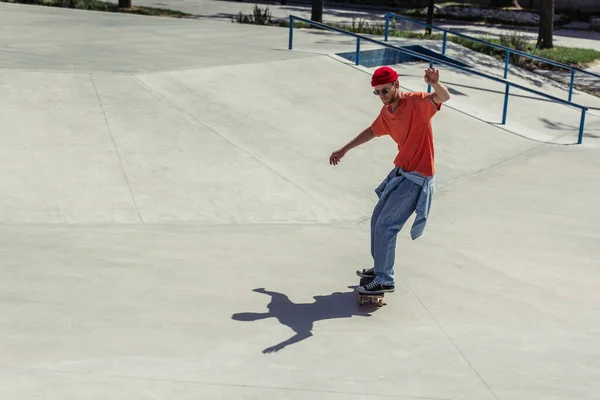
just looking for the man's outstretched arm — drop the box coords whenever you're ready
[329,126,375,166]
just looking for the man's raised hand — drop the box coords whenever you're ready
[424,68,440,85]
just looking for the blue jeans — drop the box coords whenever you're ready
[370,173,422,285]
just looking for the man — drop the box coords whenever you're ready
[329,66,450,295]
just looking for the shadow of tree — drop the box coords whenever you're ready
[232,287,380,353]
[198,1,388,21]
[278,5,387,20]
[540,117,600,139]
[214,0,390,20]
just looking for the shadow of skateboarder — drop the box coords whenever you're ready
[232,287,381,353]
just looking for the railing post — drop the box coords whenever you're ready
[288,16,294,50]
[568,69,575,102]
[356,37,361,65]
[442,31,447,55]
[502,83,510,124]
[578,108,587,144]
[504,50,510,79]
[384,14,389,42]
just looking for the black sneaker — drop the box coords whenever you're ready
[356,267,375,279]
[357,279,395,294]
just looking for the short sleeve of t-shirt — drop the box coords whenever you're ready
[410,92,442,120]
[370,108,389,137]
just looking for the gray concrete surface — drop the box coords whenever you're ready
[1,3,600,400]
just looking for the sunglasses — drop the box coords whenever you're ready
[373,85,394,96]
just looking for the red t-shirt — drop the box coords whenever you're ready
[371,91,441,177]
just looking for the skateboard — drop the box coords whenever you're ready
[358,293,386,306]
[357,277,386,307]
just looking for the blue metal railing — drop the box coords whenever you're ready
[384,12,600,103]
[288,15,589,144]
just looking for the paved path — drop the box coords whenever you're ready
[110,0,600,79]
[1,3,599,400]
[106,0,600,50]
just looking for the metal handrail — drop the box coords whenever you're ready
[288,15,589,144]
[384,11,600,103]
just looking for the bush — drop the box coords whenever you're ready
[499,31,530,66]
[233,4,272,25]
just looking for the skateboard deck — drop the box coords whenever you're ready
[358,293,386,306]
[357,277,386,307]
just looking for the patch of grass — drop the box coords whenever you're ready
[533,47,600,67]
[448,31,600,70]
[391,31,444,40]
[0,0,193,18]
[122,5,190,18]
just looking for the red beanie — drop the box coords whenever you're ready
[371,66,398,87]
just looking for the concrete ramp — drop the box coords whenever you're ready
[2,55,553,224]
[127,55,552,222]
